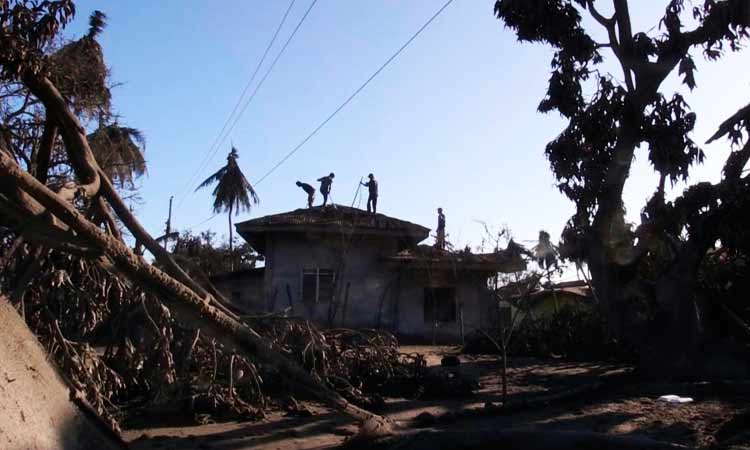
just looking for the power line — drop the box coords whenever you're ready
[183,213,219,231]
[253,0,455,186]
[176,0,298,209]
[216,0,319,163]
[178,0,319,209]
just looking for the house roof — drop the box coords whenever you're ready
[235,205,430,254]
[501,279,592,303]
[384,244,527,274]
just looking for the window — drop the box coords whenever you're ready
[424,287,456,323]
[301,269,336,304]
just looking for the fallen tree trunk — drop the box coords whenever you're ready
[21,72,240,322]
[0,149,384,427]
[0,296,126,450]
[96,168,242,321]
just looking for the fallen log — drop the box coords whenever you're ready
[0,296,126,450]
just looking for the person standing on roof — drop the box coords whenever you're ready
[360,173,378,214]
[296,181,315,208]
[317,172,335,206]
[436,207,446,250]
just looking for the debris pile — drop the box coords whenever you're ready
[0,243,428,428]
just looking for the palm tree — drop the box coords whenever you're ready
[196,147,259,257]
[87,124,147,189]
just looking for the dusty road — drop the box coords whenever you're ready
[126,346,749,450]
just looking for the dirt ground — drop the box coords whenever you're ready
[125,346,750,450]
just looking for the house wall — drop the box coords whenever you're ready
[498,292,591,329]
[529,292,590,318]
[212,271,265,313]
[255,231,492,343]
[263,232,398,328]
[394,274,487,344]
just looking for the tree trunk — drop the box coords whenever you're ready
[97,170,240,320]
[649,246,705,372]
[229,204,234,252]
[0,297,126,450]
[229,205,234,271]
[34,118,57,184]
[587,240,630,339]
[22,75,100,199]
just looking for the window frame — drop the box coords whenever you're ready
[301,268,336,304]
[423,287,457,324]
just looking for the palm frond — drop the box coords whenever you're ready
[196,166,227,192]
[87,11,107,39]
[87,124,146,188]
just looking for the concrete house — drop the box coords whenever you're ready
[215,206,525,343]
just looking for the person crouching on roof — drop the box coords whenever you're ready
[296,181,315,208]
[317,172,335,207]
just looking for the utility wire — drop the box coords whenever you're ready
[253,0,455,186]
[179,0,318,209]
[183,213,219,231]
[215,0,320,167]
[176,0,300,209]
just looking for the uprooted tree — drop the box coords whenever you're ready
[493,0,750,369]
[0,0,385,428]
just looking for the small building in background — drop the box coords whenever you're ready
[212,206,525,343]
[497,278,594,327]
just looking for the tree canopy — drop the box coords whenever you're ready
[197,147,259,216]
[494,0,750,367]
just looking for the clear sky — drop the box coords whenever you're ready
[64,1,749,262]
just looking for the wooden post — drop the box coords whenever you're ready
[459,302,465,346]
[286,283,294,316]
[163,195,173,249]
[341,281,351,326]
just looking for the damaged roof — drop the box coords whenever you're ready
[236,205,430,253]
[384,244,527,273]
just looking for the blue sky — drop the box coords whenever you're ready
[64,1,749,261]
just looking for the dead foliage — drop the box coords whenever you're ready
[0,238,427,429]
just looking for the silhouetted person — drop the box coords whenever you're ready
[436,207,446,250]
[296,181,315,208]
[317,172,335,206]
[361,173,378,214]
[534,230,558,270]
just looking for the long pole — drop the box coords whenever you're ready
[163,195,173,249]
[351,177,363,208]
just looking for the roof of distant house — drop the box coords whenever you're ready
[501,278,592,302]
[384,244,527,274]
[236,205,430,253]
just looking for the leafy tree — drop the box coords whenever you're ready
[171,230,258,278]
[196,147,259,255]
[493,0,750,368]
[1,7,145,202]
